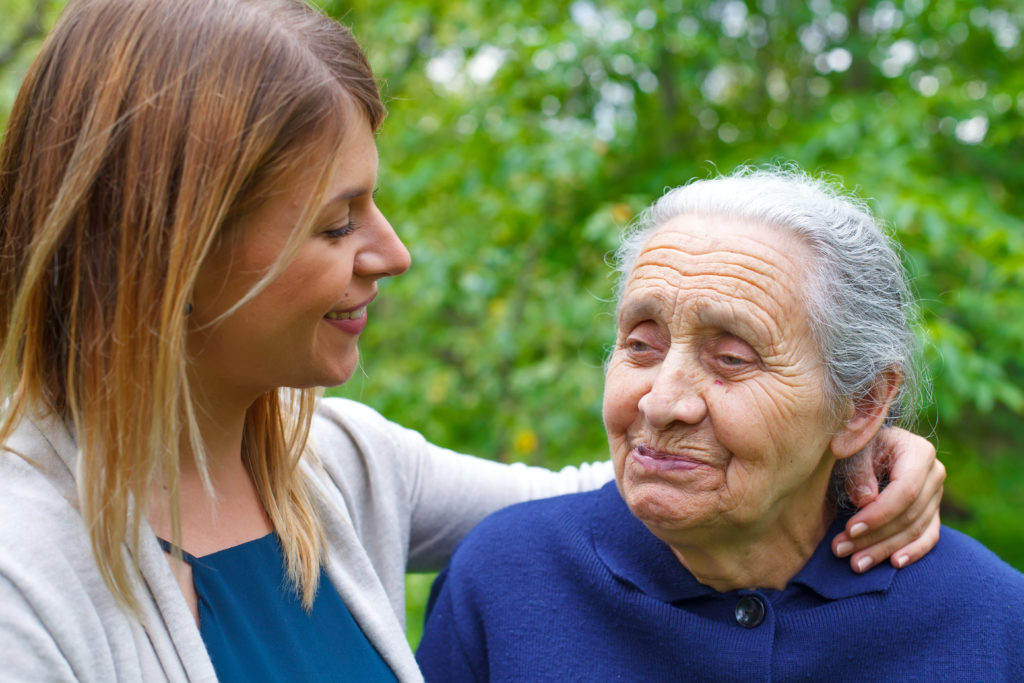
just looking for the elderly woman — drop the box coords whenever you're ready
[416,167,1024,681]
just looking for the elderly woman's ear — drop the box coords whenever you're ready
[830,368,903,459]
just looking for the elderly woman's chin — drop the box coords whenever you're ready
[612,441,737,538]
[611,431,838,561]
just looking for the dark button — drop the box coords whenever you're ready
[734,595,766,628]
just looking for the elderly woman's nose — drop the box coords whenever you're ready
[637,365,708,427]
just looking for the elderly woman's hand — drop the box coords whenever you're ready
[831,427,945,572]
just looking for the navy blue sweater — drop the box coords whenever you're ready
[416,482,1024,682]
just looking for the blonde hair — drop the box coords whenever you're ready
[0,0,386,611]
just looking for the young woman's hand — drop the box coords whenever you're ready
[831,427,944,572]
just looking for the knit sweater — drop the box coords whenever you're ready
[416,481,1024,682]
[0,398,612,682]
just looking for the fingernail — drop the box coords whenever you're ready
[835,541,854,556]
[856,556,873,572]
[855,485,872,498]
[849,522,869,538]
[895,555,909,569]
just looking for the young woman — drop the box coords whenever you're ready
[0,0,944,680]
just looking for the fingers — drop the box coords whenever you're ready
[831,427,945,571]
[885,513,942,569]
[844,451,879,508]
[839,487,942,572]
[874,427,938,501]
[832,458,945,572]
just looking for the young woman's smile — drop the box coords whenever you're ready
[323,292,376,334]
[189,115,410,408]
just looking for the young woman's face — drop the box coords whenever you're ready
[189,118,409,406]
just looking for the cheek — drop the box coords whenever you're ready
[709,379,829,462]
[602,364,639,435]
[701,381,776,457]
[262,271,314,310]
[265,253,348,310]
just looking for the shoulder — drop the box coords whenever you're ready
[0,419,131,673]
[427,489,600,611]
[869,526,1024,674]
[311,397,439,463]
[419,483,631,679]
[919,525,1024,589]
[309,398,423,482]
[476,485,601,528]
[0,416,84,556]
[887,525,1024,627]
[312,396,402,444]
[446,485,608,571]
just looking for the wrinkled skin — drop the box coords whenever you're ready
[603,215,882,590]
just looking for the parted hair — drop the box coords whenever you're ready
[613,165,923,484]
[0,0,385,611]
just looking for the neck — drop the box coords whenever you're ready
[665,501,834,591]
[149,380,272,554]
[188,398,248,479]
[184,357,271,476]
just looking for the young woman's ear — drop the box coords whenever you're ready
[830,368,903,459]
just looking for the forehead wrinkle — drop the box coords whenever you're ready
[630,248,798,321]
[637,241,803,300]
[643,217,810,285]
[623,275,787,357]
[618,270,677,317]
[698,296,778,349]
[624,229,818,364]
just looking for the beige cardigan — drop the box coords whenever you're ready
[0,398,611,681]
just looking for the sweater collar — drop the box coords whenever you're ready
[588,481,897,602]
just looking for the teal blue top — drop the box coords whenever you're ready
[159,533,397,682]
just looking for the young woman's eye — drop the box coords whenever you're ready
[322,221,359,240]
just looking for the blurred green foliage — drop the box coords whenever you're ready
[3,0,1022,646]
[331,0,1024,644]
[329,0,1024,571]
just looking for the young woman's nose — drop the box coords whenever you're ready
[356,205,411,279]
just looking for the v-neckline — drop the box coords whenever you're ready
[155,531,275,562]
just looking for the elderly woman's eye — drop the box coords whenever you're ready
[711,335,757,371]
[626,339,651,353]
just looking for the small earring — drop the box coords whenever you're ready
[185,302,194,316]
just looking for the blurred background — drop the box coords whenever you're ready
[3,0,1022,644]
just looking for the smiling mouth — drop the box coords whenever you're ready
[631,443,708,471]
[325,306,366,320]
[637,444,689,460]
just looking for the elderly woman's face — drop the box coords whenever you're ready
[603,215,840,543]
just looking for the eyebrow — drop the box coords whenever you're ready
[696,304,771,347]
[325,187,372,204]
[617,296,663,323]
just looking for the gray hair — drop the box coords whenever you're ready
[613,165,923,491]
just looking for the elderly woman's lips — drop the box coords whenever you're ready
[631,444,707,471]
